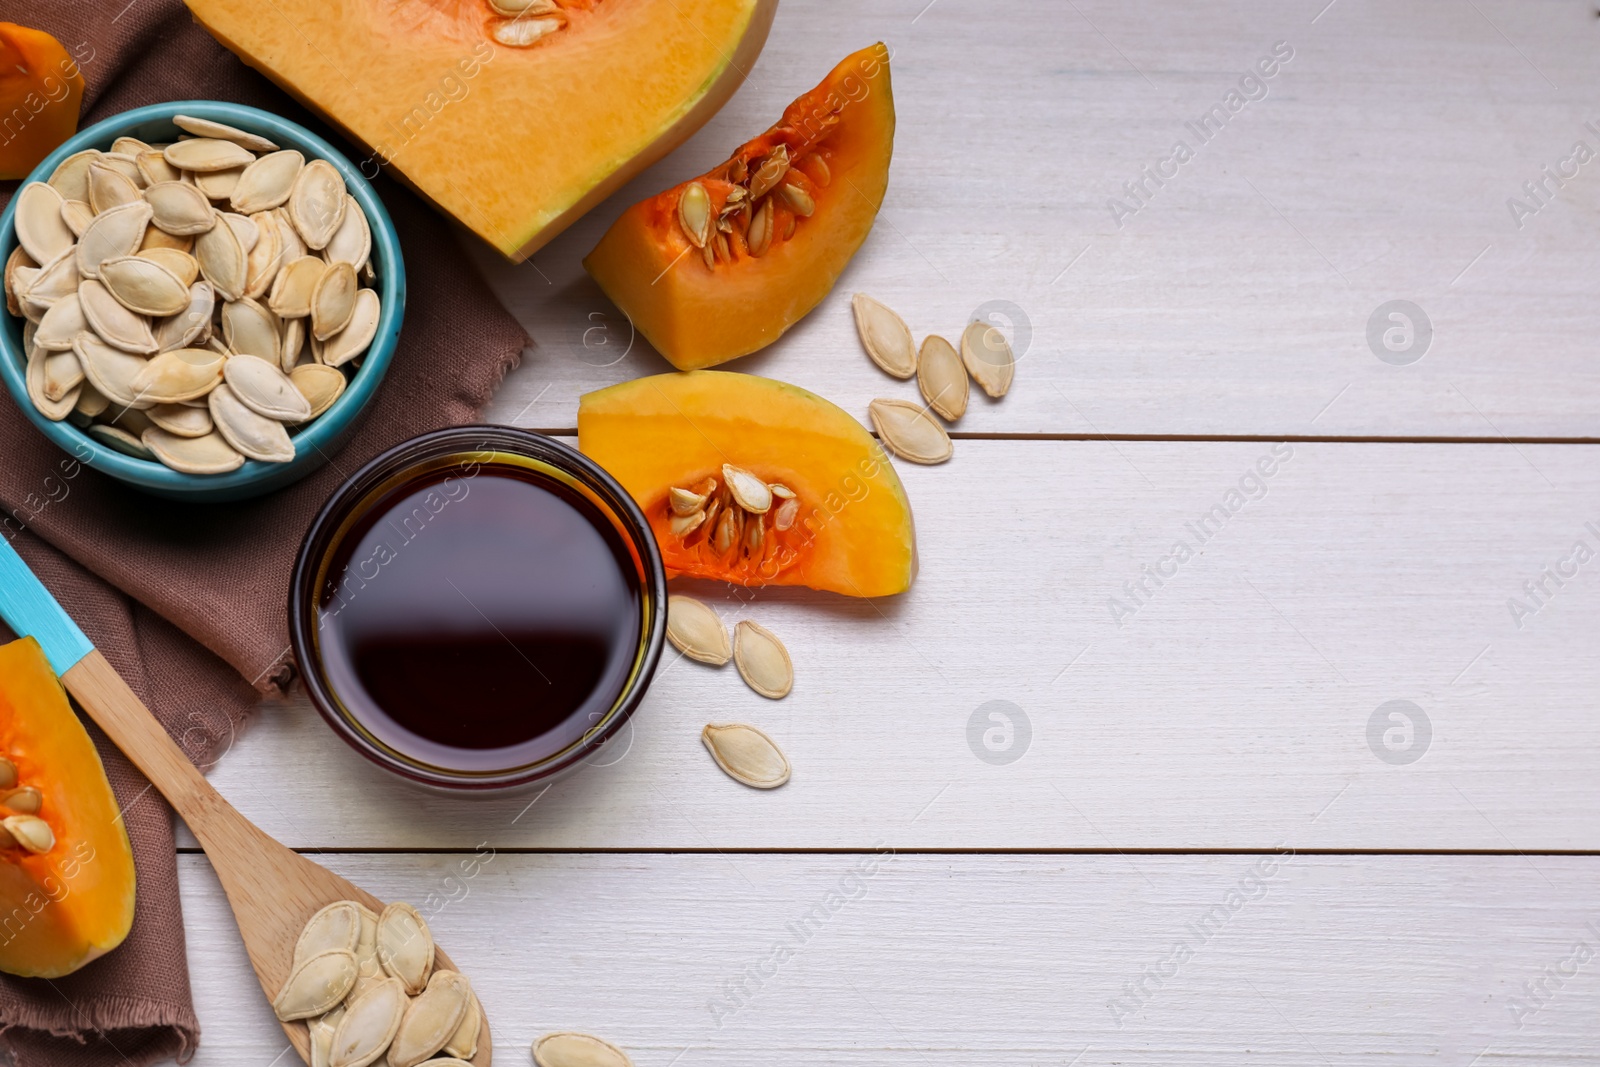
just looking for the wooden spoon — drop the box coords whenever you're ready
[0,539,491,1065]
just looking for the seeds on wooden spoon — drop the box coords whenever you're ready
[666,594,730,665]
[442,991,481,1060]
[533,1031,635,1067]
[387,969,472,1067]
[294,901,363,970]
[917,334,967,422]
[273,949,358,1021]
[328,975,405,1067]
[852,293,916,379]
[375,902,434,995]
[733,620,793,698]
[309,1004,344,1067]
[868,398,952,464]
[702,723,791,789]
[961,320,1015,398]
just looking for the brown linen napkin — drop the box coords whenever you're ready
[0,1,529,1063]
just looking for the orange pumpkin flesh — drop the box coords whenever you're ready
[584,44,895,370]
[0,24,85,180]
[579,371,916,597]
[184,0,776,260]
[0,638,136,978]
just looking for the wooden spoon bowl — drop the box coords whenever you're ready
[64,651,491,1066]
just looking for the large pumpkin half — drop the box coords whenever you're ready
[585,44,895,369]
[183,0,777,260]
[0,638,136,978]
[579,371,917,597]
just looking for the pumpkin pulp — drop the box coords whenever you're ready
[183,0,776,260]
[0,637,136,978]
[0,24,85,180]
[579,371,917,597]
[584,43,895,370]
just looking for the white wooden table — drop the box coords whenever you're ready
[172,2,1600,1063]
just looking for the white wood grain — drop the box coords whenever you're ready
[188,440,1600,850]
[473,0,1600,438]
[176,852,1600,1066]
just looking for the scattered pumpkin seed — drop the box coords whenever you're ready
[852,294,917,379]
[666,594,731,665]
[960,320,1015,398]
[868,398,953,464]
[533,1032,635,1067]
[702,723,792,788]
[732,620,793,698]
[917,334,968,421]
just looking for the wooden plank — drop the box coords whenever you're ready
[190,440,1600,850]
[177,852,1600,1066]
[474,0,1600,439]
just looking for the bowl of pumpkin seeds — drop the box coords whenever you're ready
[0,100,405,501]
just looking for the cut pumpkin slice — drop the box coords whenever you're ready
[184,0,777,260]
[0,24,85,179]
[578,371,917,597]
[0,637,137,978]
[585,43,894,369]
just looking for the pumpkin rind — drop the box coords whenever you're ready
[0,637,136,978]
[578,371,917,597]
[584,44,895,370]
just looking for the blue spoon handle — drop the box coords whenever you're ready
[0,534,94,675]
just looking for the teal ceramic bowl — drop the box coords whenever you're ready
[0,101,405,501]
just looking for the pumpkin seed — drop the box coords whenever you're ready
[5,246,36,315]
[310,1005,345,1067]
[137,247,199,288]
[25,249,81,310]
[15,183,75,264]
[669,485,707,515]
[98,255,191,317]
[442,992,481,1060]
[172,114,280,154]
[41,348,84,401]
[0,760,14,791]
[533,1032,635,1067]
[244,210,285,298]
[154,281,215,352]
[74,384,110,419]
[375,901,433,995]
[33,292,87,351]
[274,948,358,1022]
[746,195,774,257]
[776,180,815,217]
[489,0,557,12]
[130,347,226,404]
[291,362,346,418]
[732,620,793,698]
[105,407,155,436]
[141,427,243,474]
[852,294,917,379]
[194,166,244,201]
[148,402,214,438]
[98,152,145,185]
[294,901,363,970]
[319,288,379,367]
[275,205,308,260]
[87,161,142,214]
[666,594,731,665]
[669,510,705,537]
[80,279,157,353]
[324,194,371,268]
[773,496,799,531]
[231,149,304,214]
[748,144,791,200]
[164,137,256,173]
[701,723,791,788]
[289,160,347,249]
[195,211,247,300]
[722,463,773,513]
[281,316,307,372]
[868,398,953,464]
[48,150,99,202]
[226,353,312,421]
[387,969,471,1067]
[60,198,94,236]
[222,299,280,362]
[677,182,711,248]
[917,334,967,421]
[111,136,152,158]
[960,320,1015,398]
[135,149,180,187]
[145,180,216,235]
[493,16,563,46]
[328,975,404,1067]
[77,200,153,279]
[269,254,325,317]
[2,815,54,854]
[310,261,358,340]
[140,225,195,253]
[210,384,295,463]
[350,903,384,999]
[712,505,740,555]
[87,423,154,459]
[74,335,152,410]
[1,787,41,814]
[26,349,79,420]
